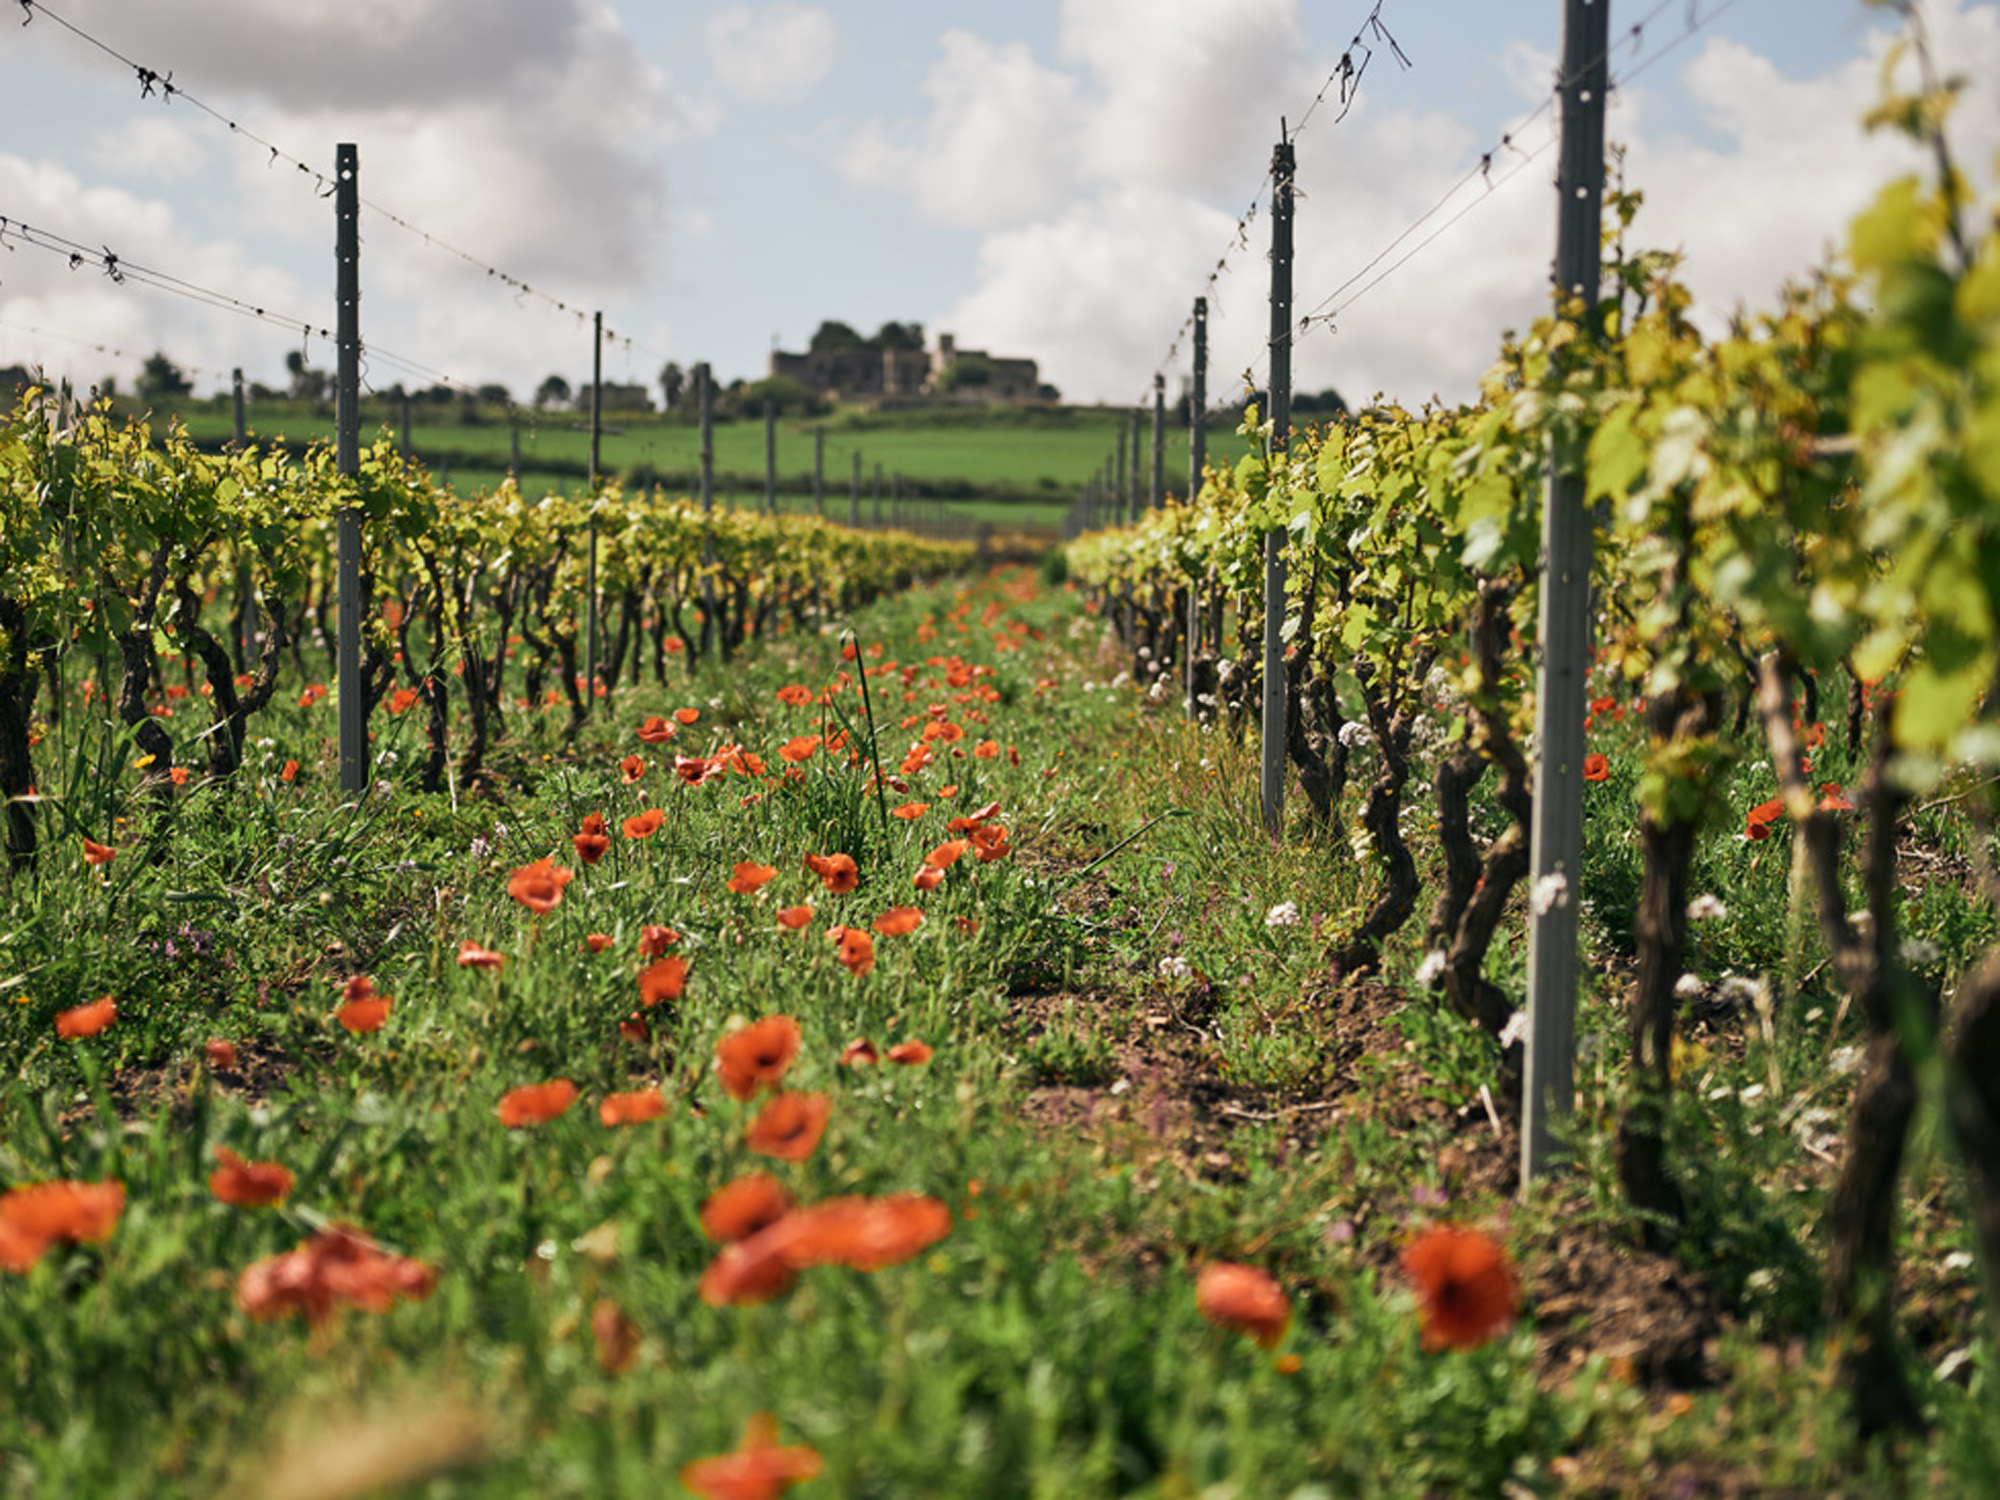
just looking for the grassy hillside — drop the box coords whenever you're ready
[162,399,1257,515]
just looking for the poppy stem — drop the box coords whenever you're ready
[842,628,893,851]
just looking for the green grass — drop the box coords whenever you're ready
[2,570,1996,1496]
[164,400,1255,508]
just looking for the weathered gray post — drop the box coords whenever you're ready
[1114,420,1128,528]
[813,425,825,516]
[1151,373,1165,511]
[698,362,716,660]
[586,309,603,709]
[1188,297,1208,718]
[1523,0,1610,1185]
[763,399,777,515]
[1260,131,1295,840]
[1129,406,1144,519]
[334,144,365,794]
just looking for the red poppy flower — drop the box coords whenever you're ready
[969,823,1012,863]
[775,904,815,931]
[728,861,778,895]
[674,754,720,786]
[573,814,612,865]
[886,1039,933,1065]
[1819,783,1854,812]
[209,1146,295,1208]
[280,759,300,782]
[636,716,678,744]
[872,906,924,937]
[507,857,574,913]
[620,754,648,784]
[829,925,875,978]
[639,955,690,1008]
[497,1079,578,1127]
[619,1013,651,1045]
[778,734,820,764]
[924,838,969,870]
[457,941,507,970]
[1195,1261,1292,1348]
[700,1173,795,1244]
[1401,1223,1519,1352]
[974,739,1000,759]
[952,916,979,936]
[762,1193,953,1273]
[236,1225,436,1327]
[805,851,859,894]
[336,975,392,1033]
[82,837,116,867]
[1745,796,1786,840]
[890,801,929,821]
[638,924,680,958]
[599,1089,670,1127]
[1,1179,125,1272]
[697,1236,798,1306]
[55,996,117,1039]
[901,744,932,775]
[674,707,702,725]
[745,1092,831,1163]
[204,1038,239,1070]
[775,684,815,707]
[623,808,665,839]
[716,1016,803,1101]
[912,865,945,892]
[389,687,420,714]
[839,1037,880,1067]
[1582,753,1609,783]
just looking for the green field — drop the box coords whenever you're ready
[167,400,1257,518]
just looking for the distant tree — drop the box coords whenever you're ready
[476,382,512,408]
[97,375,119,399]
[285,350,330,404]
[535,374,572,409]
[1037,382,1062,403]
[658,361,685,411]
[808,320,866,354]
[721,375,830,421]
[137,351,193,401]
[874,321,924,352]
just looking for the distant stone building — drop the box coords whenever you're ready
[769,332,1038,405]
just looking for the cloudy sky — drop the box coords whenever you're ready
[1,0,1996,412]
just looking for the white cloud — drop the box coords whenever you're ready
[1058,0,1317,197]
[942,0,2000,407]
[839,31,1081,229]
[705,3,836,105]
[0,155,306,394]
[90,118,205,182]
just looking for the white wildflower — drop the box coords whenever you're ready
[468,835,491,859]
[1157,955,1191,980]
[1265,901,1301,929]
[1674,972,1706,1001]
[1337,720,1372,750]
[1900,938,1942,966]
[1499,1010,1530,1049]
[376,749,399,767]
[1714,973,1767,1011]
[1944,1250,1975,1274]
[1530,871,1569,916]
[1687,893,1729,922]
[1414,949,1447,987]
[1111,671,1131,690]
[1829,1044,1864,1076]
